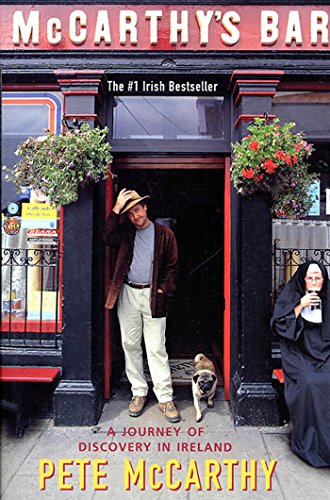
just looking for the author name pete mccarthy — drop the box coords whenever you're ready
[39,457,278,492]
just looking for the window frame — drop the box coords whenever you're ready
[1,91,63,338]
[110,94,231,154]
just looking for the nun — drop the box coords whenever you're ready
[271,260,330,467]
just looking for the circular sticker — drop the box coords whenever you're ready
[7,202,20,215]
[3,217,21,235]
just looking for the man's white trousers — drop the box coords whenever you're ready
[117,283,173,403]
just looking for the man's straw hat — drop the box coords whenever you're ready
[121,190,150,214]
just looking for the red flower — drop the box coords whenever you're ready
[242,168,255,179]
[275,150,285,160]
[255,173,264,182]
[295,144,302,152]
[293,155,298,164]
[264,159,279,174]
[248,141,259,151]
[285,155,292,166]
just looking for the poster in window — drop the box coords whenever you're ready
[307,180,320,216]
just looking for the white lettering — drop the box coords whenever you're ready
[260,10,279,45]
[170,10,188,45]
[310,10,329,45]
[94,10,111,45]
[119,10,138,45]
[69,10,87,45]
[221,11,240,45]
[196,10,214,46]
[145,10,163,45]
[9,6,330,51]
[13,10,39,45]
[285,11,303,45]
[47,17,61,45]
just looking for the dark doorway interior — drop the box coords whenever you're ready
[114,166,225,365]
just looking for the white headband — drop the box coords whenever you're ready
[306,263,322,274]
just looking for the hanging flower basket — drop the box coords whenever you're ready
[3,123,113,207]
[230,117,318,218]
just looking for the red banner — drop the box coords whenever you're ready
[0,5,329,51]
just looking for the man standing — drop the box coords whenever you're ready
[103,188,180,423]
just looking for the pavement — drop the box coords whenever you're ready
[1,384,330,500]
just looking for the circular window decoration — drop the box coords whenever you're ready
[3,217,21,235]
[7,202,20,215]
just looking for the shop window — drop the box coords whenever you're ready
[272,92,330,140]
[272,142,330,301]
[1,92,63,336]
[113,96,225,140]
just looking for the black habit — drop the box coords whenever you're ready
[271,260,330,467]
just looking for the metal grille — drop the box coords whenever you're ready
[1,247,62,345]
[273,241,330,302]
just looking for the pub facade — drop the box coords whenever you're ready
[1,1,330,427]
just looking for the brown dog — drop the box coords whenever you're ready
[192,353,217,422]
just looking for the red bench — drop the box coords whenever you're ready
[0,366,61,437]
[0,366,60,383]
[272,368,290,423]
[273,368,285,383]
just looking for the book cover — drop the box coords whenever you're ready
[1,2,330,499]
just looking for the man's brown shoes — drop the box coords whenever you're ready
[128,396,147,417]
[128,397,180,422]
[158,401,181,423]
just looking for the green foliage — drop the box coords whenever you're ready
[231,118,318,218]
[3,123,113,206]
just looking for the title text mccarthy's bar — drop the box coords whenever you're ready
[0,5,329,51]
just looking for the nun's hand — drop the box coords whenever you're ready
[300,291,321,309]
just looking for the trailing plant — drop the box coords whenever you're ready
[3,123,113,206]
[230,117,318,218]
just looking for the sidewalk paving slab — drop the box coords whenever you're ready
[1,385,329,500]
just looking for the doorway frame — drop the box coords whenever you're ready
[104,155,231,400]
